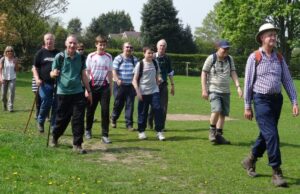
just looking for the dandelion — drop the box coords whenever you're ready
[12,172,18,175]
[48,181,53,185]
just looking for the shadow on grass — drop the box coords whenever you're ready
[167,135,206,141]
[164,128,208,132]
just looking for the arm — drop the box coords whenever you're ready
[169,75,175,96]
[132,66,142,101]
[244,54,255,120]
[231,71,243,98]
[201,71,208,100]
[81,69,92,105]
[112,69,122,86]
[281,59,299,116]
[32,66,43,86]
[0,58,3,83]
[14,57,19,72]
[108,71,113,96]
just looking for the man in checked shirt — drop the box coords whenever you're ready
[242,23,299,187]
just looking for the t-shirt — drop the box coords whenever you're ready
[134,59,160,95]
[1,57,16,80]
[202,54,236,93]
[34,48,60,84]
[113,54,138,85]
[52,51,86,95]
[86,51,112,87]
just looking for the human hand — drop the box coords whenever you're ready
[244,108,253,120]
[292,104,299,117]
[202,90,208,100]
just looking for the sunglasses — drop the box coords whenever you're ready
[125,46,133,49]
[6,50,13,53]
[77,49,84,51]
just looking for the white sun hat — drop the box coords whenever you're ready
[255,23,280,44]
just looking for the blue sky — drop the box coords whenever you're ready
[58,0,219,34]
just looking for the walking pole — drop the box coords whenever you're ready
[23,89,38,133]
[46,121,51,147]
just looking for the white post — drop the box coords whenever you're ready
[186,62,190,76]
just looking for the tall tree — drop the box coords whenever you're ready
[67,18,82,37]
[216,0,300,64]
[140,0,182,53]
[179,25,197,53]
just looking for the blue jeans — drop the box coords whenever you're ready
[38,83,56,127]
[137,92,163,132]
[252,93,283,168]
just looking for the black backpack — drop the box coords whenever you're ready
[137,59,158,85]
[117,54,136,69]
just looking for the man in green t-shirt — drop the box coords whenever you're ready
[50,35,92,154]
[201,40,243,145]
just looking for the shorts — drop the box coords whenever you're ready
[209,92,230,116]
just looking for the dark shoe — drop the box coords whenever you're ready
[242,152,258,177]
[209,127,216,142]
[127,125,135,132]
[85,130,92,139]
[215,129,231,144]
[272,167,288,187]
[72,145,87,154]
[101,136,112,144]
[37,122,44,133]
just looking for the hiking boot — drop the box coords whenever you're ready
[138,132,147,140]
[272,167,288,187]
[37,122,44,133]
[50,137,58,148]
[127,125,135,132]
[101,136,112,144]
[72,145,87,154]
[157,132,166,141]
[85,130,92,139]
[209,127,216,142]
[215,129,231,144]
[242,152,258,177]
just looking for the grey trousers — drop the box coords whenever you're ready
[1,79,16,111]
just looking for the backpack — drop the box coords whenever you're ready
[209,53,232,74]
[252,50,283,84]
[137,59,158,86]
[57,52,85,72]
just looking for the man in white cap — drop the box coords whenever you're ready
[201,40,243,144]
[242,23,299,187]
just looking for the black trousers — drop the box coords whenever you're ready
[111,83,135,127]
[52,92,86,146]
[86,85,111,137]
[148,82,168,129]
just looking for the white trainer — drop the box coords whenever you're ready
[157,132,165,141]
[138,132,147,140]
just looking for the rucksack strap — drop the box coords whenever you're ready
[210,53,232,74]
[137,59,158,86]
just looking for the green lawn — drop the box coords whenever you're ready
[0,72,300,194]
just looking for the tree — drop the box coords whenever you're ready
[216,0,300,64]
[67,18,82,37]
[140,0,196,53]
[0,0,69,67]
[85,10,134,48]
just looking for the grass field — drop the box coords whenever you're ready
[0,72,300,194]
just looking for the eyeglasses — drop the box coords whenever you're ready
[125,46,133,49]
[77,49,84,51]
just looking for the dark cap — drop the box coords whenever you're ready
[217,40,230,49]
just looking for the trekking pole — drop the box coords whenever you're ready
[23,89,38,133]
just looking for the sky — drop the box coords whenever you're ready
[57,0,219,34]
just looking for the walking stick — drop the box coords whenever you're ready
[46,122,51,147]
[23,90,38,133]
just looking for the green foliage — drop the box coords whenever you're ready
[216,0,300,64]
[141,0,196,53]
[67,18,82,37]
[84,10,134,48]
[108,37,143,52]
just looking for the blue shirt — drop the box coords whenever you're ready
[244,48,298,109]
[112,54,138,85]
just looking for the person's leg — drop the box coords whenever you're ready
[7,79,16,111]
[124,86,135,129]
[1,80,8,110]
[52,94,72,142]
[160,83,168,129]
[137,95,150,133]
[151,92,163,132]
[85,91,100,137]
[100,86,111,137]
[111,85,125,126]
[71,93,86,147]
[38,84,54,128]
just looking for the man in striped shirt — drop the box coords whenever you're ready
[242,23,299,187]
[111,42,138,131]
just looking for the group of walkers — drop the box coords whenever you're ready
[1,23,299,187]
